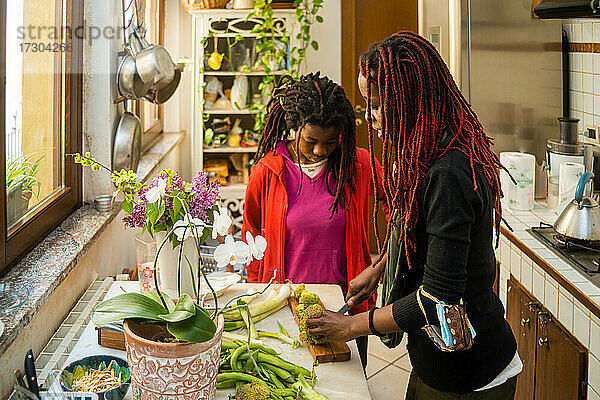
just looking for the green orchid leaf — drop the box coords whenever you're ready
[167,304,216,343]
[143,290,176,313]
[92,292,169,326]
[158,293,196,322]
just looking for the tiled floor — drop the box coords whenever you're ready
[366,334,412,399]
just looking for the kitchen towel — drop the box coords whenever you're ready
[558,162,584,205]
[505,152,536,211]
[499,152,521,205]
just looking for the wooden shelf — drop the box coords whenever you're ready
[204,71,288,76]
[203,109,257,115]
[204,146,257,153]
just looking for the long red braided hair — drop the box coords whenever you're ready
[360,32,503,265]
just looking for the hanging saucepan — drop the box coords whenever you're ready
[553,171,600,241]
[113,109,142,171]
[117,46,150,100]
[130,27,175,90]
[144,66,181,105]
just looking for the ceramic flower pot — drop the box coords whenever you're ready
[123,314,224,400]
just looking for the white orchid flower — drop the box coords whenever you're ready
[172,214,205,242]
[245,231,267,264]
[214,235,249,268]
[145,178,167,203]
[212,207,232,239]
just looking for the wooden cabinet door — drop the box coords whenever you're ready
[507,277,539,400]
[534,312,588,400]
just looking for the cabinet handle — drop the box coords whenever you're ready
[520,318,530,327]
[527,301,541,311]
[355,105,365,113]
[538,337,549,348]
[355,118,364,126]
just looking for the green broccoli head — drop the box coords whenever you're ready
[235,381,269,400]
[298,304,324,345]
[294,283,306,299]
[299,290,319,306]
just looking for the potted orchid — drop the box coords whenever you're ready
[69,153,267,400]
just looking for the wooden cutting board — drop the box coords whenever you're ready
[287,297,351,363]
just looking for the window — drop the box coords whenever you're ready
[1,0,83,274]
[136,0,165,150]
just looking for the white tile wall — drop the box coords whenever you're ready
[590,355,600,394]
[573,303,591,347]
[591,319,600,361]
[545,279,559,315]
[521,257,533,293]
[532,265,545,301]
[558,291,574,331]
[511,249,521,281]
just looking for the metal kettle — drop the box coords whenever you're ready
[553,172,600,241]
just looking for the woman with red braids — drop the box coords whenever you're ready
[242,72,386,368]
[306,32,520,398]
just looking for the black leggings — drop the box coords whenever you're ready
[405,371,517,400]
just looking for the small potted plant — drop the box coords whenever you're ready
[70,153,267,400]
[6,153,44,223]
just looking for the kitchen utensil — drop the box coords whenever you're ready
[12,384,41,400]
[113,111,142,171]
[554,172,600,241]
[336,303,351,314]
[116,52,149,100]
[143,66,181,104]
[207,37,224,71]
[547,117,584,177]
[233,0,256,9]
[130,27,175,90]
[24,349,40,399]
[94,195,113,212]
[287,296,351,363]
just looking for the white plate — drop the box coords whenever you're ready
[198,272,241,298]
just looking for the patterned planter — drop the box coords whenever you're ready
[123,314,224,400]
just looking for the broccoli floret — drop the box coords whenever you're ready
[294,283,306,299]
[292,375,330,400]
[295,303,306,320]
[297,304,324,345]
[235,381,269,400]
[299,291,319,306]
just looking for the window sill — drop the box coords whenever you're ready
[0,131,185,356]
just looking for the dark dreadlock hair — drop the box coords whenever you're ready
[255,72,357,215]
[360,31,503,265]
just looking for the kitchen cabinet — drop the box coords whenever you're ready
[507,276,588,400]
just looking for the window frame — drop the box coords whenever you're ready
[136,0,165,152]
[0,0,83,276]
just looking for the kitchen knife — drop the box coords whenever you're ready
[337,302,351,314]
[24,349,40,399]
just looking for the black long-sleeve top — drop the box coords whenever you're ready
[391,150,516,393]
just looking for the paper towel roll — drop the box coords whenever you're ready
[499,152,521,205]
[506,153,536,211]
[558,162,584,205]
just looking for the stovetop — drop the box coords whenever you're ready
[527,224,600,287]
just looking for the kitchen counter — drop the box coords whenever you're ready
[497,201,600,397]
[43,281,371,400]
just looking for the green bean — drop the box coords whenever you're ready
[230,345,247,371]
[262,363,294,383]
[216,380,236,389]
[217,372,270,387]
[255,353,311,377]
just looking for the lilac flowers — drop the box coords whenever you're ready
[122,170,220,233]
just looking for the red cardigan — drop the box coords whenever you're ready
[242,147,386,315]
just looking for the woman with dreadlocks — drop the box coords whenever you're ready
[306,33,520,398]
[242,72,387,368]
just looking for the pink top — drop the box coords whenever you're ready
[276,141,348,293]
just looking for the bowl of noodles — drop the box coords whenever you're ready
[60,355,130,400]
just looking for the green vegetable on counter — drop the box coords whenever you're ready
[296,303,324,345]
[293,375,329,400]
